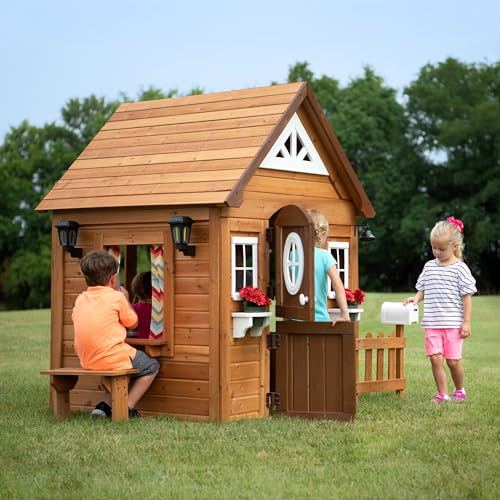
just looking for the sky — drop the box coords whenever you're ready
[1,0,499,139]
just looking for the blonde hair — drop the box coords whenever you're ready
[307,209,329,247]
[430,219,464,259]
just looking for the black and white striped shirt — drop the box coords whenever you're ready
[416,260,477,328]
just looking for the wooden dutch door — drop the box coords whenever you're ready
[270,205,356,420]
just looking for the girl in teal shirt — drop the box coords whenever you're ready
[308,209,350,323]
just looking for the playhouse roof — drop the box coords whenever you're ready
[36,82,374,217]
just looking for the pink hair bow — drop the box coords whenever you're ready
[447,216,464,233]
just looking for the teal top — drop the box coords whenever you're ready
[314,247,337,321]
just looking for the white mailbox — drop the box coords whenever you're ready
[381,302,419,325]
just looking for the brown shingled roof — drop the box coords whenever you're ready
[36,82,374,217]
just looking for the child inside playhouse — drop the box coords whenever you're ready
[130,270,153,339]
[307,209,350,323]
[72,250,159,418]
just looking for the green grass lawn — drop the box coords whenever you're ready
[1,294,499,499]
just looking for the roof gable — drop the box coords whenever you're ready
[36,82,374,218]
[260,113,328,176]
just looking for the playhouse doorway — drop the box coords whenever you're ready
[269,205,356,420]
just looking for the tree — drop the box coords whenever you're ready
[405,58,500,292]
[0,96,119,309]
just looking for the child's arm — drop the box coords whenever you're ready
[404,291,424,305]
[119,287,139,330]
[461,293,472,338]
[327,266,350,323]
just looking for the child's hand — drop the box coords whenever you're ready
[119,286,130,301]
[331,314,351,326]
[460,321,471,338]
[403,297,416,305]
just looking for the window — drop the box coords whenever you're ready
[327,242,349,298]
[231,237,258,300]
[260,113,328,176]
[282,231,304,295]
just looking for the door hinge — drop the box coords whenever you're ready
[265,227,275,246]
[267,332,280,350]
[266,391,280,410]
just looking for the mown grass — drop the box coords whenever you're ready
[0,295,499,499]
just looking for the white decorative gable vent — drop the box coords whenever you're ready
[260,113,328,175]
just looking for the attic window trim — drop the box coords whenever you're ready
[260,113,328,176]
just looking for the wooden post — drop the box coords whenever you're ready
[395,325,405,396]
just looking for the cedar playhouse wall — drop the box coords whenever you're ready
[40,82,376,422]
[52,207,219,421]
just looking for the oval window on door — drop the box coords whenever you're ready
[282,232,304,295]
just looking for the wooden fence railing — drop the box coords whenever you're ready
[355,325,406,395]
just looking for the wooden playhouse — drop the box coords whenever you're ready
[37,82,376,421]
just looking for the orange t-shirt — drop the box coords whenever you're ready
[72,286,138,370]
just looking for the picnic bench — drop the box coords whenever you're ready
[41,367,139,422]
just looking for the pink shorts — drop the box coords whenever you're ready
[425,328,463,359]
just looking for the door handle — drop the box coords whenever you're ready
[299,293,309,306]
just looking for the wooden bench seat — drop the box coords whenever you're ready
[41,367,139,422]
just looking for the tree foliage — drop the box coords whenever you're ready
[404,58,500,291]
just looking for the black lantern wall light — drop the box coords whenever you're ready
[167,216,196,257]
[55,220,83,258]
[358,224,376,241]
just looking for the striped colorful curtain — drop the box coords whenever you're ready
[149,245,164,339]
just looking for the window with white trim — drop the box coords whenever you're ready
[327,241,349,299]
[231,236,258,300]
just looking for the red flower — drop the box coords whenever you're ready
[345,288,365,305]
[239,286,272,306]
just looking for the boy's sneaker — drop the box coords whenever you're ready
[91,401,112,418]
[452,389,467,402]
[430,393,451,404]
[128,407,141,418]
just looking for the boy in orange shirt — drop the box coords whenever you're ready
[72,250,159,418]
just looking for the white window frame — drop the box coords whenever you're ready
[282,232,304,296]
[327,241,349,299]
[231,236,258,300]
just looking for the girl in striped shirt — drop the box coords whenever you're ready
[405,217,477,403]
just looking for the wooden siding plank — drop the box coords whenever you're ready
[52,207,210,225]
[229,379,260,398]
[101,104,288,131]
[245,174,338,198]
[208,207,221,420]
[222,192,356,223]
[230,345,260,363]
[230,361,259,381]
[110,94,295,122]
[219,216,231,421]
[37,191,230,211]
[60,158,250,180]
[53,170,244,191]
[159,361,209,380]
[230,395,259,415]
[115,83,303,112]
[148,378,209,398]
[175,328,210,346]
[78,136,266,160]
[94,115,282,141]
[66,147,257,169]
[89,125,275,150]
